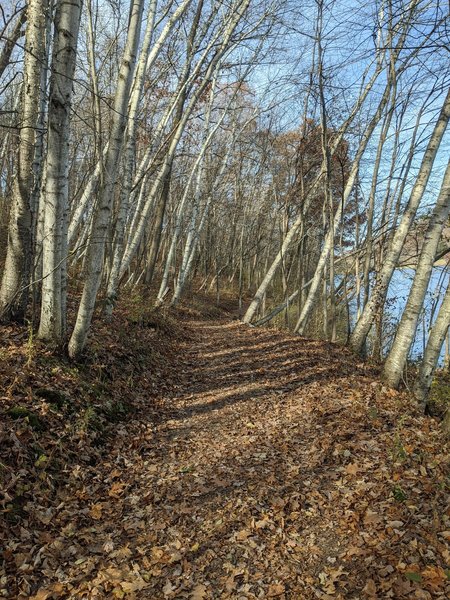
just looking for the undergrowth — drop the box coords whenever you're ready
[0,290,196,526]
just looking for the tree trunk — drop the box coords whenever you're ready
[145,174,171,286]
[294,73,394,335]
[0,8,26,80]
[350,88,450,354]
[68,0,144,358]
[106,0,194,308]
[383,160,450,387]
[119,0,251,281]
[38,0,82,343]
[0,0,48,323]
[414,280,450,407]
[242,62,387,325]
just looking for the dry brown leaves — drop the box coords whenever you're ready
[1,298,449,599]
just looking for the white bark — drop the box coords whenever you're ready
[38,0,82,343]
[156,78,242,304]
[119,0,251,279]
[171,199,209,305]
[68,0,145,358]
[294,72,396,335]
[414,279,450,406]
[68,143,109,247]
[349,87,450,354]
[383,160,450,387]
[0,8,26,80]
[105,0,194,311]
[242,61,387,324]
[0,0,48,322]
[362,90,396,306]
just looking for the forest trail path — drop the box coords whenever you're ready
[114,316,373,597]
[13,311,449,599]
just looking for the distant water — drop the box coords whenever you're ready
[385,267,450,363]
[347,267,449,363]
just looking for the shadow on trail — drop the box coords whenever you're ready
[161,320,375,429]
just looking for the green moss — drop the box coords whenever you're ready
[7,406,43,430]
[77,406,101,432]
[101,399,134,422]
[392,484,407,502]
[34,454,49,469]
[35,387,70,408]
[428,374,450,418]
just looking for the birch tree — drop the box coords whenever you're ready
[0,5,26,81]
[349,88,450,354]
[118,0,252,282]
[38,0,83,342]
[294,59,401,335]
[68,0,145,358]
[383,160,450,387]
[414,279,450,410]
[242,48,388,323]
[105,0,194,312]
[0,0,48,322]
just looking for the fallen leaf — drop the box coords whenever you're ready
[363,579,377,596]
[267,582,285,597]
[345,463,359,475]
[191,583,208,599]
[109,481,127,497]
[89,503,104,519]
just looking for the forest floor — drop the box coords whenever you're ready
[1,295,449,599]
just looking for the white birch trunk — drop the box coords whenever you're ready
[37,0,82,343]
[349,88,450,354]
[118,0,251,280]
[67,144,108,247]
[383,160,450,387]
[171,200,209,305]
[68,0,144,358]
[105,0,194,312]
[242,62,387,324]
[414,280,450,407]
[104,0,158,313]
[0,0,49,322]
[0,8,26,80]
[294,73,396,335]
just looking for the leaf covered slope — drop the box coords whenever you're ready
[0,299,449,599]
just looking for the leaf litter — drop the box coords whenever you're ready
[0,297,449,599]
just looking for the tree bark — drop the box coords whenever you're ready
[38,0,82,343]
[0,0,48,323]
[0,8,26,80]
[294,73,395,335]
[242,60,386,324]
[414,280,450,407]
[383,160,450,387]
[349,88,450,354]
[106,0,194,308]
[68,0,144,358]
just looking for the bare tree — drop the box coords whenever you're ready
[349,88,450,354]
[68,0,145,358]
[0,0,48,322]
[38,0,83,343]
[383,160,450,387]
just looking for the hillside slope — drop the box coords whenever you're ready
[1,299,449,599]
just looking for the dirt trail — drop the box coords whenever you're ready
[6,312,450,599]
